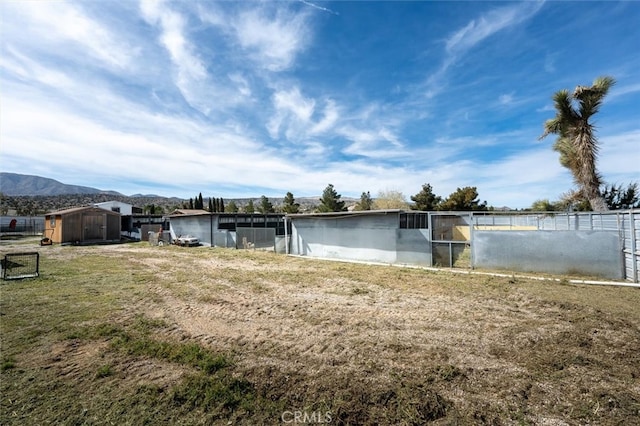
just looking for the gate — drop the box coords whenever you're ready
[620,211,639,283]
[236,228,276,250]
[430,213,471,268]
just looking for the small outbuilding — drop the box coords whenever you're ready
[44,206,122,244]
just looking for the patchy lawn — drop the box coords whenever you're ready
[1,241,639,425]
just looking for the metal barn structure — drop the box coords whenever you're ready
[44,206,121,244]
[287,209,640,283]
[168,211,287,250]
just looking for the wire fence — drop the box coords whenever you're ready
[1,252,40,280]
[0,216,45,236]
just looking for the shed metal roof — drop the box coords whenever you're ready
[46,206,122,216]
[286,209,405,219]
[168,209,211,217]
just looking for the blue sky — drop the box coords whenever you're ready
[1,0,638,208]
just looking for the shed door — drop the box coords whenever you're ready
[83,214,105,240]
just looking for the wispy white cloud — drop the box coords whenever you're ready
[544,53,557,73]
[425,1,545,97]
[338,126,406,159]
[0,90,296,194]
[140,0,253,114]
[234,8,312,71]
[498,93,515,105]
[227,72,252,97]
[267,87,316,140]
[310,100,340,135]
[599,130,640,181]
[1,46,75,89]
[610,83,640,100]
[2,1,135,70]
[267,87,344,147]
[140,0,212,113]
[199,4,312,72]
[445,2,544,55]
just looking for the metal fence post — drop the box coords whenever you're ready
[630,211,638,283]
[470,213,475,269]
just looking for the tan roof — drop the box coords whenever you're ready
[46,206,121,216]
[168,209,210,217]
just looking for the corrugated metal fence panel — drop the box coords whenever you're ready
[473,230,624,279]
[624,212,640,283]
[584,211,638,283]
[468,211,639,282]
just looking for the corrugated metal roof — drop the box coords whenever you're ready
[168,209,210,217]
[287,209,404,219]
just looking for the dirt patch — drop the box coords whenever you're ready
[115,247,640,423]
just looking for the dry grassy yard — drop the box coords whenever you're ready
[1,240,639,425]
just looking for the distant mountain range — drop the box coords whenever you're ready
[0,173,125,196]
[0,173,355,212]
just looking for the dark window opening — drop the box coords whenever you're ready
[399,213,429,229]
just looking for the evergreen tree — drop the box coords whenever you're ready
[258,195,274,214]
[226,200,239,213]
[354,191,373,211]
[602,182,640,210]
[144,204,156,214]
[438,187,487,211]
[0,193,8,215]
[219,197,225,213]
[189,198,194,209]
[318,184,346,212]
[282,192,300,214]
[245,199,255,214]
[410,184,442,211]
[208,197,213,212]
[197,193,204,210]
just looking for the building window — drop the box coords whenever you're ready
[50,216,56,228]
[399,213,428,229]
[111,207,120,213]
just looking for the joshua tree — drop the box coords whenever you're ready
[539,76,615,211]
